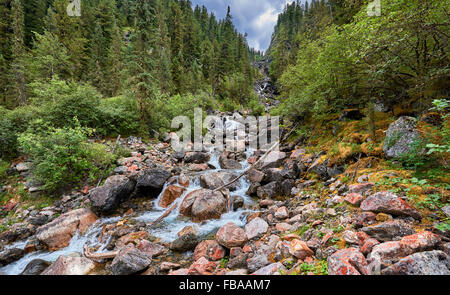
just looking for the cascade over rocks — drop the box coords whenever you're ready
[36,208,98,251]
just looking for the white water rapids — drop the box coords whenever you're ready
[0,115,258,275]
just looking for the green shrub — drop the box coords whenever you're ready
[18,119,115,192]
[97,95,141,136]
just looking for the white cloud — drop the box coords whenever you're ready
[191,0,305,51]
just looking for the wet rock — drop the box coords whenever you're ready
[110,244,152,275]
[158,185,186,208]
[184,152,210,164]
[116,231,150,249]
[194,240,225,261]
[216,222,247,249]
[381,251,450,275]
[0,248,25,267]
[247,169,265,183]
[136,168,171,197]
[328,248,369,275]
[168,268,189,275]
[191,190,227,222]
[360,191,421,220]
[245,217,269,239]
[169,233,199,252]
[36,208,98,251]
[246,183,261,196]
[200,171,240,191]
[247,254,270,273]
[231,195,244,211]
[257,181,281,199]
[219,152,243,170]
[89,175,135,214]
[179,189,207,217]
[178,174,190,187]
[361,220,415,242]
[251,262,287,275]
[136,240,166,257]
[383,117,424,159]
[367,231,441,274]
[187,257,217,275]
[20,259,51,275]
[41,256,96,275]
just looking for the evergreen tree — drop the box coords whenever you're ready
[10,0,26,105]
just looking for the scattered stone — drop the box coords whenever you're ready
[360,191,421,220]
[344,193,364,206]
[289,239,314,260]
[328,248,369,275]
[274,207,289,220]
[342,231,370,246]
[187,257,217,275]
[245,217,269,240]
[247,169,265,183]
[89,175,135,214]
[184,152,211,164]
[216,222,247,249]
[247,254,270,273]
[442,206,450,218]
[194,240,225,261]
[348,183,374,195]
[110,244,152,275]
[170,233,199,252]
[251,262,286,275]
[136,240,165,257]
[257,181,281,199]
[41,256,96,275]
[381,251,450,275]
[361,220,415,242]
[160,262,181,272]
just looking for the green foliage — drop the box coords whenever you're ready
[18,119,115,192]
[97,95,140,136]
[0,159,8,180]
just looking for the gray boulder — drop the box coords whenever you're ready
[381,250,450,275]
[200,171,240,191]
[110,244,152,275]
[383,117,424,159]
[89,175,135,214]
[361,220,415,242]
[135,168,171,197]
[257,181,281,199]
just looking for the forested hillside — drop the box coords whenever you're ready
[0,0,261,158]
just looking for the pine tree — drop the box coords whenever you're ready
[10,0,26,105]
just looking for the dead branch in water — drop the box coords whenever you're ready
[147,202,178,228]
[83,244,118,260]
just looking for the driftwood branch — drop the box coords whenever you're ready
[147,202,178,229]
[83,244,118,260]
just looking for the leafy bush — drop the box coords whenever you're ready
[97,95,140,136]
[18,119,115,192]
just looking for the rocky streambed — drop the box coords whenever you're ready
[0,113,449,275]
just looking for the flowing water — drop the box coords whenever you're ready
[0,115,257,275]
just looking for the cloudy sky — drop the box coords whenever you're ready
[191,0,300,52]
